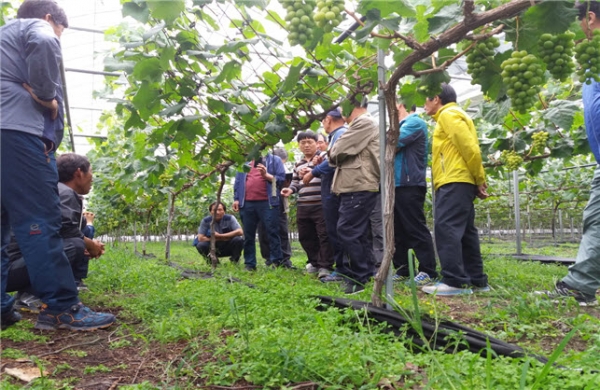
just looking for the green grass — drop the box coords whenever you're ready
[16,239,600,388]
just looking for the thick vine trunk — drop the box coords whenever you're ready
[165,193,176,260]
[209,168,229,269]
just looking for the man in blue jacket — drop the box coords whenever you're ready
[538,0,600,306]
[1,0,115,330]
[303,108,348,282]
[392,102,438,286]
[233,153,287,271]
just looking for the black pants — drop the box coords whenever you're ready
[196,236,244,262]
[434,183,487,288]
[6,237,85,293]
[337,191,377,284]
[257,200,292,265]
[296,204,334,270]
[393,186,437,278]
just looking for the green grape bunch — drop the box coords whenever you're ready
[501,51,545,114]
[280,0,317,47]
[539,32,575,82]
[575,29,600,84]
[465,37,500,85]
[313,0,345,33]
[531,131,549,154]
[500,150,523,171]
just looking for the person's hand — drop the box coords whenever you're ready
[281,188,293,197]
[87,240,104,258]
[22,83,58,119]
[477,183,489,199]
[257,164,273,181]
[83,211,95,224]
[232,200,240,212]
[312,155,324,165]
[302,171,314,185]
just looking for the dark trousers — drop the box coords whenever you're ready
[434,183,488,288]
[239,201,282,268]
[66,237,88,281]
[196,236,244,262]
[258,196,291,265]
[393,186,438,278]
[297,204,334,270]
[321,186,348,274]
[6,237,85,293]
[1,130,79,314]
[337,191,377,284]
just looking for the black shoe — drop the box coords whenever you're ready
[14,292,43,314]
[271,261,297,270]
[540,281,598,306]
[244,266,256,272]
[1,309,22,330]
[342,280,365,295]
[75,280,89,292]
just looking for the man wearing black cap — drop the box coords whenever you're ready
[328,102,380,294]
[303,108,348,282]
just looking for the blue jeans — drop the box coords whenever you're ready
[239,201,282,268]
[563,166,600,296]
[1,130,79,313]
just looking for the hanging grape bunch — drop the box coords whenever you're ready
[280,0,317,47]
[575,29,600,84]
[465,37,500,85]
[313,0,345,33]
[500,150,523,171]
[539,32,576,82]
[501,51,544,114]
[531,131,549,154]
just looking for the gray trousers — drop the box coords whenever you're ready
[563,166,600,296]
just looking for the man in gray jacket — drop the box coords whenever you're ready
[328,101,380,294]
[1,0,114,331]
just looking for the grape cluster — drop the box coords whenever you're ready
[539,32,575,82]
[465,37,500,85]
[575,29,600,84]
[313,0,344,32]
[531,131,549,154]
[280,0,316,47]
[501,51,544,113]
[500,150,523,171]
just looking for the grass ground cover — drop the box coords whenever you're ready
[1,239,599,389]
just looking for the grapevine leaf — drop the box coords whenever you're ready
[212,61,241,84]
[104,57,135,73]
[379,14,402,32]
[159,102,186,117]
[354,10,381,42]
[280,60,304,93]
[428,3,462,35]
[551,138,575,158]
[133,58,163,83]
[122,1,149,23]
[543,100,580,130]
[521,1,578,35]
[147,0,185,24]
[413,5,429,42]
[360,0,416,18]
[482,99,511,124]
[142,22,166,41]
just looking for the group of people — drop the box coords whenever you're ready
[1,0,115,330]
[195,0,600,302]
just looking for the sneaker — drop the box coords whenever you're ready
[317,268,332,279]
[75,280,89,292]
[537,281,598,307]
[35,303,116,331]
[422,282,473,296]
[406,272,433,287]
[341,280,365,295]
[305,263,319,274]
[392,274,409,282]
[320,271,344,283]
[272,261,297,270]
[244,266,256,272]
[14,292,43,314]
[473,285,492,293]
[1,310,22,330]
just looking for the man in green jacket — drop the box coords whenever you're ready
[421,83,490,296]
[328,100,380,294]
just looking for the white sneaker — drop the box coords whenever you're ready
[305,263,318,274]
[317,268,332,279]
[422,282,473,296]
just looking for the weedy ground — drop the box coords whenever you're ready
[1,239,599,389]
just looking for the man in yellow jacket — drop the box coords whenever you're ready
[421,83,490,296]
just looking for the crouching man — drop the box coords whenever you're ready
[195,202,244,263]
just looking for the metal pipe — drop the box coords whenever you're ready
[65,67,121,77]
[513,170,521,255]
[60,58,76,152]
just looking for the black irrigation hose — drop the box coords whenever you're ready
[316,296,550,365]
[166,261,259,289]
